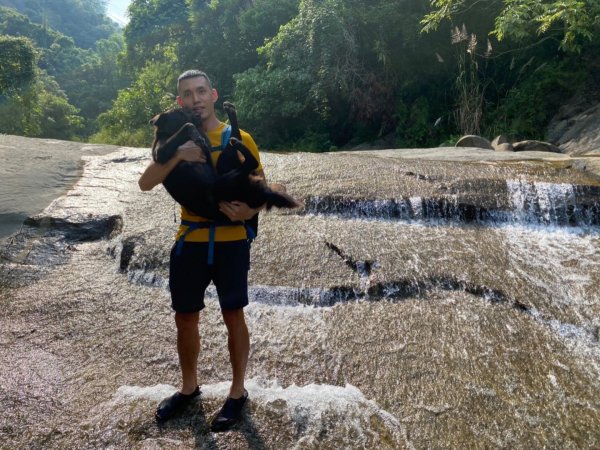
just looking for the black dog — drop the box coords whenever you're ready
[149,102,299,223]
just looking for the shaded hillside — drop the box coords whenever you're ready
[0,0,119,48]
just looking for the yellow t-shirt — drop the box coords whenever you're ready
[176,122,263,243]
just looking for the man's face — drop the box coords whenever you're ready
[176,76,218,121]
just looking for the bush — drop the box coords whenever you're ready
[485,60,585,140]
[92,61,177,146]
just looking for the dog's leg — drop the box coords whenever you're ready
[223,101,241,140]
[229,138,259,173]
[156,123,205,164]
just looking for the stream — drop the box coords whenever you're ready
[1,140,599,449]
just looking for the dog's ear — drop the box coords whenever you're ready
[149,113,165,126]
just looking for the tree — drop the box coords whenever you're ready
[422,0,600,52]
[234,0,440,148]
[1,0,118,49]
[59,33,130,136]
[182,0,299,98]
[0,34,36,94]
[123,0,189,71]
[0,70,84,139]
[91,61,178,146]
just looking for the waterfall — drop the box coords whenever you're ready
[302,181,600,227]
[505,179,597,226]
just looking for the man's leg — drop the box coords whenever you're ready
[156,242,207,422]
[155,310,201,421]
[210,241,250,432]
[221,308,249,399]
[175,311,201,394]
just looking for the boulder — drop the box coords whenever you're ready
[491,135,510,149]
[512,140,561,153]
[455,135,493,150]
[494,143,514,152]
[547,102,600,156]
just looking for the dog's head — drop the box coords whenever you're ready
[149,108,198,138]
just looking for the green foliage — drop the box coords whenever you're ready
[58,33,130,135]
[0,70,84,139]
[422,0,600,52]
[485,60,586,139]
[1,0,118,49]
[123,0,189,71]
[0,6,90,79]
[0,34,79,138]
[0,6,62,47]
[233,0,458,149]
[234,66,317,148]
[3,0,592,151]
[182,0,299,98]
[0,34,36,94]
[235,0,397,148]
[393,97,436,147]
[1,6,128,138]
[91,62,178,146]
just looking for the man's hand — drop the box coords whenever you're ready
[177,140,207,163]
[219,201,264,221]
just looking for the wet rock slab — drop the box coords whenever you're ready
[1,138,599,449]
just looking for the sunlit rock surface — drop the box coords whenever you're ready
[1,137,600,449]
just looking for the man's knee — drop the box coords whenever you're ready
[222,307,246,329]
[175,311,200,330]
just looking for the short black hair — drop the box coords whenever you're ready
[177,70,212,94]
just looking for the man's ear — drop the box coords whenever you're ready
[211,88,218,103]
[176,96,184,107]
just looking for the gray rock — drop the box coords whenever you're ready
[547,102,600,156]
[512,140,561,153]
[455,135,493,150]
[491,135,510,149]
[494,143,514,152]
[3,137,600,450]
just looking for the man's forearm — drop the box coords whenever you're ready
[138,157,180,191]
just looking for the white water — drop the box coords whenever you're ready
[112,378,410,449]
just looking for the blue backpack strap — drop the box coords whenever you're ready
[175,219,242,265]
[175,220,207,257]
[210,125,232,152]
[244,223,256,242]
[175,220,217,263]
[221,124,232,149]
[207,225,216,265]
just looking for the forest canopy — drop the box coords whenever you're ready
[0,3,128,139]
[0,0,598,149]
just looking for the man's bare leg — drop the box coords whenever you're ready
[222,308,249,399]
[155,311,201,421]
[175,311,200,394]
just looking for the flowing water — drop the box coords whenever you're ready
[1,141,599,449]
[0,135,117,240]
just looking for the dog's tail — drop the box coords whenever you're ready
[264,191,303,211]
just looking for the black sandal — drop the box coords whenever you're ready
[155,386,200,422]
[210,389,248,432]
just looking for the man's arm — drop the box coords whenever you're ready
[138,142,206,191]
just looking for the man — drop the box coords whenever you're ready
[138,69,264,432]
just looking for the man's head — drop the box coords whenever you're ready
[176,70,218,122]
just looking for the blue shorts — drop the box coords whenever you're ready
[169,240,250,313]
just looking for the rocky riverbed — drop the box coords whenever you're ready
[1,136,599,449]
